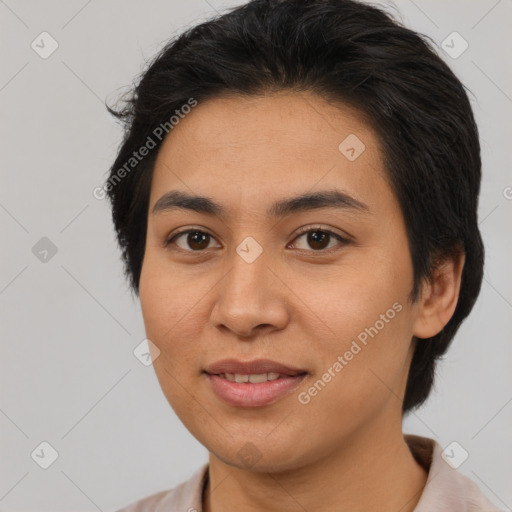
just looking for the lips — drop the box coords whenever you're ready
[204,358,306,377]
[204,358,308,407]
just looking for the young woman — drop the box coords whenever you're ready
[106,1,500,510]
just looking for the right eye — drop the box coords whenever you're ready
[165,229,221,252]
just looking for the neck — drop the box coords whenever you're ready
[202,419,428,512]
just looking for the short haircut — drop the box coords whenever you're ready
[105,0,484,413]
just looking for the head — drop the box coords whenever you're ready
[105,0,483,471]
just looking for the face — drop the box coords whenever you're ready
[139,91,422,472]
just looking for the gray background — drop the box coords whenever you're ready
[0,0,510,510]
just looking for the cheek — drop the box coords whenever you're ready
[290,249,412,343]
[139,254,199,386]
[139,251,206,342]
[295,304,413,442]
[290,256,414,415]
[139,259,205,425]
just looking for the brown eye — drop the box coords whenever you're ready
[291,228,349,252]
[166,230,219,251]
[305,230,330,250]
[165,227,349,254]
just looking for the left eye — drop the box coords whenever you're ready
[165,228,348,252]
[290,228,348,252]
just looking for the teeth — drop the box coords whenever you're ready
[223,372,282,383]
[249,373,269,383]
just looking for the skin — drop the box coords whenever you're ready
[139,91,464,512]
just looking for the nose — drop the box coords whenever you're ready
[209,243,290,339]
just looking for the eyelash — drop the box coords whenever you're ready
[164,225,350,254]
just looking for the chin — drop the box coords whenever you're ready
[211,448,306,474]
[199,430,316,474]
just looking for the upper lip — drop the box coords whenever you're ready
[204,358,307,376]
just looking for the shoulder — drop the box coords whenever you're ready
[405,435,503,511]
[115,463,209,512]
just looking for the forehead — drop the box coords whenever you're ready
[159,91,375,152]
[149,91,389,216]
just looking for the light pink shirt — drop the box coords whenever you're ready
[116,435,503,511]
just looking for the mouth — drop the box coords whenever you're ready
[203,359,308,407]
[212,372,300,383]
[204,358,307,376]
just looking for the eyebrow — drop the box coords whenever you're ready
[151,189,369,219]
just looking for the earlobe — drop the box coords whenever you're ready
[412,251,465,339]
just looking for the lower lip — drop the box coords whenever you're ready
[206,373,307,407]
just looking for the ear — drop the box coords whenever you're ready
[412,250,465,339]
